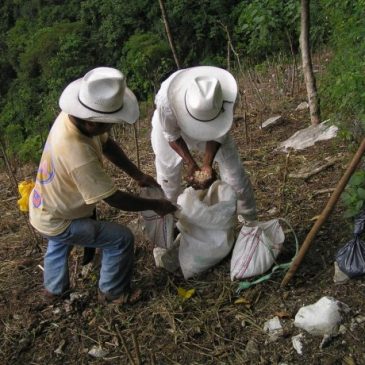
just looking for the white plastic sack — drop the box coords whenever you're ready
[230,219,285,280]
[177,180,237,279]
[140,187,174,249]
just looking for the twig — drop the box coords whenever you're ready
[312,188,335,197]
[288,156,340,180]
[1,196,17,202]
[115,325,136,365]
[149,350,156,365]
[131,331,142,365]
[279,153,290,213]
[133,123,140,170]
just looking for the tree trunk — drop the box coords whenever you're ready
[158,0,180,69]
[300,0,320,125]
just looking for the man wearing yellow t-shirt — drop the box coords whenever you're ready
[29,67,176,304]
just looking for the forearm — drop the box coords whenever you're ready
[203,141,221,167]
[103,137,143,180]
[104,190,160,212]
[169,137,198,168]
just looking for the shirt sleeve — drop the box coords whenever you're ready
[69,160,117,204]
[215,133,229,144]
[158,105,181,142]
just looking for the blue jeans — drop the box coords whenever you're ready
[43,218,134,297]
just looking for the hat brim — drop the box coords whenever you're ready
[59,78,139,124]
[168,66,237,141]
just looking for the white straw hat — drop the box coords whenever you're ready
[168,66,237,141]
[59,67,139,124]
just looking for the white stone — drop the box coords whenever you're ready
[263,316,283,341]
[260,115,282,129]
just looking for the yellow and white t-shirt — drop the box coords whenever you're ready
[29,112,117,236]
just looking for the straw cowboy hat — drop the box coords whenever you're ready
[167,66,238,141]
[59,67,139,124]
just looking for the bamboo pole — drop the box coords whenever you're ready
[281,138,365,287]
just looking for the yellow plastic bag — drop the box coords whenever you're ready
[17,180,35,212]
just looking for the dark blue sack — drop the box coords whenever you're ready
[335,210,365,278]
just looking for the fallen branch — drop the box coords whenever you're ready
[131,331,142,365]
[312,188,335,197]
[288,156,341,180]
[115,325,136,365]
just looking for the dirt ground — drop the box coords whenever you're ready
[1,63,365,365]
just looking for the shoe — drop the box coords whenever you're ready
[97,288,142,305]
[42,289,70,304]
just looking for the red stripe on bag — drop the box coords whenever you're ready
[236,230,262,277]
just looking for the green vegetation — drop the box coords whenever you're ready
[0,0,364,175]
[320,0,365,142]
[342,171,365,218]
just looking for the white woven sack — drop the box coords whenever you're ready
[230,219,285,280]
[177,180,237,279]
[140,187,174,249]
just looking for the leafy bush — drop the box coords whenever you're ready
[121,33,174,98]
[342,171,365,218]
[233,0,300,61]
[320,0,365,139]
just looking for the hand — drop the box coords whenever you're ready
[190,165,217,190]
[137,173,160,188]
[185,163,200,185]
[154,199,178,217]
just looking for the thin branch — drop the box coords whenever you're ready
[115,325,136,365]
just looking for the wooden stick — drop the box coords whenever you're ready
[131,331,142,365]
[281,138,365,287]
[289,156,340,180]
[133,123,140,170]
[115,325,136,365]
[279,152,290,213]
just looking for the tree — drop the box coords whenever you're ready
[158,0,180,69]
[300,0,320,125]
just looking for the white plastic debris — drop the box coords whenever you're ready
[69,292,87,303]
[333,261,350,284]
[88,345,109,358]
[260,115,282,129]
[277,121,338,152]
[292,333,304,355]
[294,296,343,336]
[153,239,180,273]
[267,207,279,216]
[263,316,283,341]
[295,102,309,111]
